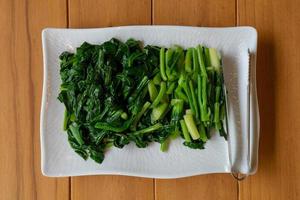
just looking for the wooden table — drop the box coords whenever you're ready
[1,0,299,199]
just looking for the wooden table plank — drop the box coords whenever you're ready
[153,0,238,200]
[238,0,300,199]
[68,1,154,200]
[0,0,69,200]
[155,175,237,200]
[72,176,154,200]
[153,0,235,26]
[69,0,151,28]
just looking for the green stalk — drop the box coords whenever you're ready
[180,120,191,142]
[185,109,193,115]
[148,80,158,102]
[165,48,174,80]
[192,48,199,80]
[220,102,225,120]
[185,48,193,73]
[214,102,221,130]
[209,48,223,130]
[161,93,169,103]
[198,122,208,142]
[204,47,211,67]
[170,99,184,120]
[183,82,195,115]
[196,45,207,77]
[63,108,69,131]
[152,81,167,108]
[160,48,168,81]
[131,101,151,131]
[60,85,68,91]
[198,75,210,122]
[175,86,188,103]
[214,86,221,130]
[165,46,183,81]
[153,73,161,85]
[159,104,171,120]
[192,48,199,73]
[70,113,75,122]
[167,82,176,94]
[160,138,170,152]
[179,75,195,115]
[202,76,208,107]
[177,46,185,73]
[183,114,200,140]
[95,116,134,133]
[105,142,114,149]
[189,80,199,120]
[133,123,163,136]
[166,48,174,68]
[209,48,221,68]
[151,103,169,122]
[170,99,184,138]
[170,128,180,139]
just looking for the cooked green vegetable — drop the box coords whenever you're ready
[148,81,158,102]
[58,38,227,164]
[180,120,191,142]
[160,48,168,81]
[152,81,167,108]
[185,48,193,73]
[183,114,200,140]
[131,101,151,131]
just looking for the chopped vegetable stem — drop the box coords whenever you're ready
[183,114,200,140]
[180,120,191,142]
[160,48,168,81]
[148,80,158,102]
[152,81,167,108]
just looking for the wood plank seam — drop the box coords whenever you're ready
[67,0,70,28]
[10,1,21,198]
[1,0,69,199]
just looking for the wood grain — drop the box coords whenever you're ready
[155,175,237,200]
[72,176,154,200]
[2,0,300,199]
[69,0,151,28]
[238,0,300,199]
[69,1,154,200]
[153,0,238,199]
[153,0,235,26]
[0,0,69,200]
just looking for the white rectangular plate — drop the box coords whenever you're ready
[41,26,259,178]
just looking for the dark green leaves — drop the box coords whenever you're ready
[58,38,164,163]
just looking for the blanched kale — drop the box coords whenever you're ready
[58,38,227,164]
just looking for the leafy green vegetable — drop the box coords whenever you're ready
[58,38,227,164]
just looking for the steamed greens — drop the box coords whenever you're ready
[58,38,227,164]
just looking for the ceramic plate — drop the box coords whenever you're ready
[41,26,259,178]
